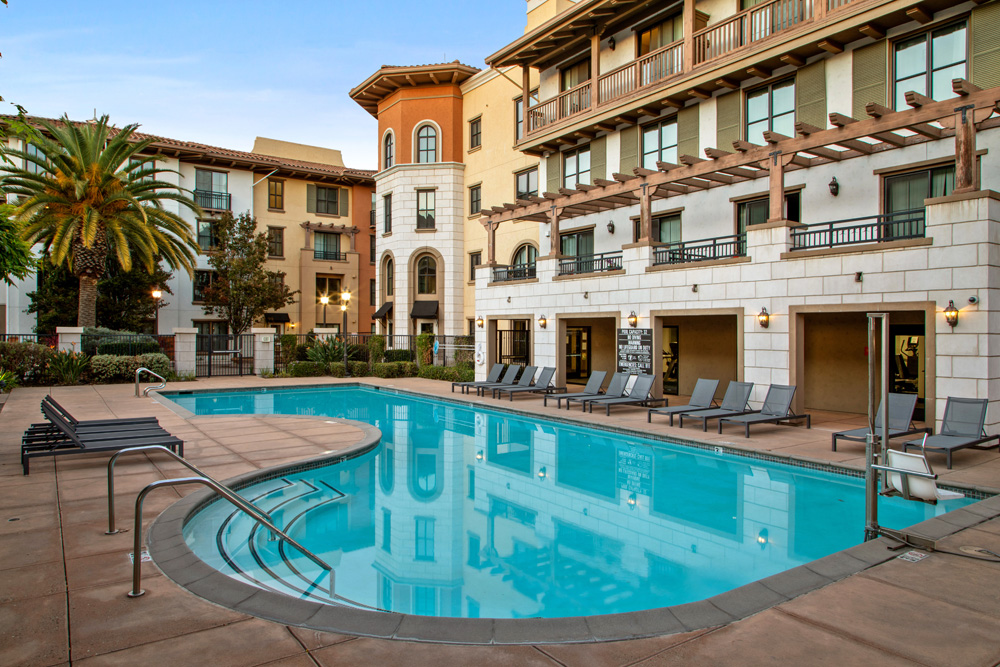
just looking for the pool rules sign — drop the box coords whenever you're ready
[617,328,653,375]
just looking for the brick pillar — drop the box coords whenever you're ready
[56,326,84,353]
[252,327,277,376]
[172,328,198,376]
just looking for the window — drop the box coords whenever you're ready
[563,146,591,188]
[884,165,954,237]
[736,192,800,233]
[384,133,394,169]
[642,118,678,171]
[415,517,434,561]
[561,58,590,91]
[516,167,538,199]
[128,157,154,183]
[25,143,47,175]
[384,194,392,233]
[384,259,394,297]
[655,213,682,244]
[417,125,437,163]
[195,169,229,210]
[369,235,376,263]
[197,220,218,251]
[195,320,228,336]
[267,179,284,209]
[382,509,391,553]
[269,272,285,287]
[515,90,539,141]
[512,244,537,266]
[370,278,377,305]
[637,14,682,56]
[417,255,437,294]
[745,79,795,145]
[415,587,436,614]
[469,252,481,281]
[468,319,476,335]
[316,186,340,215]
[893,22,967,110]
[560,230,594,258]
[381,576,393,609]
[314,232,341,260]
[417,190,435,229]
[193,270,217,302]
[267,227,283,257]
[469,185,481,215]
[469,117,481,149]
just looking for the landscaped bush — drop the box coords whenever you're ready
[325,362,346,377]
[89,352,171,383]
[371,362,400,379]
[416,333,433,366]
[384,349,414,363]
[397,361,418,377]
[417,365,474,382]
[287,361,325,377]
[348,361,369,377]
[368,335,386,365]
[0,340,55,385]
[95,338,161,356]
[48,350,90,385]
[455,360,474,372]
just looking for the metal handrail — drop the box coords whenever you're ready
[135,367,166,397]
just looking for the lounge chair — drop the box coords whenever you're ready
[678,381,754,431]
[718,384,810,437]
[472,365,521,396]
[45,395,159,428]
[879,440,964,504]
[545,371,607,408]
[496,367,561,400]
[23,396,163,443]
[902,397,999,469]
[452,363,503,394]
[568,372,631,411]
[487,366,537,398]
[585,374,661,415]
[647,378,719,425]
[831,392,928,451]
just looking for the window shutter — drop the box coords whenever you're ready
[619,125,638,173]
[546,154,560,194]
[307,184,317,213]
[795,60,827,129]
[971,3,1000,90]
[339,188,349,217]
[677,105,700,158]
[590,136,607,182]
[716,92,741,150]
[852,41,886,120]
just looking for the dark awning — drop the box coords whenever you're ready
[264,312,291,323]
[410,301,439,319]
[372,302,393,319]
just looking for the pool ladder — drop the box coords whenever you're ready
[105,445,333,598]
[135,367,167,397]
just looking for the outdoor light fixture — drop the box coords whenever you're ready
[607,220,615,234]
[507,296,511,303]
[758,528,769,550]
[476,450,484,461]
[538,315,547,329]
[537,466,547,480]
[608,35,616,50]
[627,311,638,327]
[583,291,589,299]
[829,177,839,196]
[944,300,959,328]
[476,315,484,328]
[758,307,770,328]
[692,284,698,293]
[627,493,637,509]
[855,272,863,283]
[340,288,351,376]
[151,289,162,300]
[320,294,330,326]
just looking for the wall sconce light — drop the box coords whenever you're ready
[757,528,769,550]
[476,450,484,461]
[627,492,637,509]
[607,220,615,234]
[583,291,589,299]
[692,284,698,293]
[758,307,770,328]
[506,296,511,303]
[627,311,638,327]
[829,177,840,196]
[944,300,959,328]
[537,466,547,480]
[476,315,484,328]
[538,315,547,329]
[855,272,863,283]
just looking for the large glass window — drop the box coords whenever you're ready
[267,227,284,257]
[745,79,795,145]
[560,230,594,257]
[384,259,394,297]
[560,58,590,91]
[737,192,800,233]
[193,270,217,302]
[415,518,434,561]
[637,14,682,56]
[195,169,229,210]
[417,190,435,229]
[384,133,394,169]
[369,234,376,263]
[417,255,437,294]
[469,185,481,215]
[469,117,481,149]
[642,118,678,171]
[417,125,437,163]
[128,157,154,183]
[197,220,218,251]
[314,231,341,260]
[316,186,340,215]
[512,244,537,266]
[370,278,377,305]
[563,146,591,188]
[515,168,538,199]
[25,143,47,175]
[884,165,954,238]
[514,90,539,141]
[894,22,967,110]
[655,213,681,244]
[267,179,284,209]
[469,252,481,281]
[383,194,392,233]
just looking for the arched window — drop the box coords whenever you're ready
[417,256,437,294]
[512,244,538,266]
[416,125,437,163]
[384,259,394,297]
[383,133,394,169]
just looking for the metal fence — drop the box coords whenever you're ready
[272,332,478,373]
[0,333,58,347]
[80,333,175,360]
[653,233,747,265]
[496,329,530,366]
[195,333,254,377]
[790,209,926,251]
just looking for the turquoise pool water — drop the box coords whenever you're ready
[170,385,973,620]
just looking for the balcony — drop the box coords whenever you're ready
[693,0,812,65]
[789,209,926,251]
[370,210,376,228]
[194,190,231,211]
[558,251,623,276]
[492,263,537,283]
[314,249,347,261]
[652,234,747,266]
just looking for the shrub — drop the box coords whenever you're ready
[455,360,474,372]
[49,350,90,385]
[418,365,473,382]
[368,335,386,365]
[288,361,325,377]
[81,326,151,355]
[397,361,418,377]
[416,333,434,366]
[137,353,171,377]
[371,362,400,379]
[0,340,55,385]
[454,335,475,365]
[89,353,171,383]
[384,348,414,363]
[348,360,369,377]
[326,362,346,377]
[278,334,303,367]
[95,338,161,356]
[306,338,363,365]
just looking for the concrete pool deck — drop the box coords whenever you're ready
[2,377,1000,665]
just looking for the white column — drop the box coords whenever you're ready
[172,327,198,376]
[56,326,84,353]
[252,327,277,376]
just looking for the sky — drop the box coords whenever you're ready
[0,0,528,170]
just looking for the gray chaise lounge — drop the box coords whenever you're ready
[647,378,719,425]
[718,384,811,437]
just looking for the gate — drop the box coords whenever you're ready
[195,333,255,377]
[496,329,530,366]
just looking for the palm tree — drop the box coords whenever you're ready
[0,115,202,326]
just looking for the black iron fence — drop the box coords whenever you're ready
[496,329,530,366]
[80,333,175,360]
[558,251,623,276]
[273,332,480,373]
[193,189,231,211]
[196,333,254,377]
[790,209,926,251]
[653,233,747,265]
[492,263,537,282]
[0,333,58,347]
[313,249,347,261]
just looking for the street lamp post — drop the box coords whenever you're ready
[151,289,163,334]
[320,295,329,327]
[341,288,351,376]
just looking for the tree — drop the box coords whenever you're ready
[0,204,34,285]
[0,115,201,327]
[200,211,297,337]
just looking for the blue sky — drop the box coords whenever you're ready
[0,0,527,169]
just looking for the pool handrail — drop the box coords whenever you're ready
[135,367,167,397]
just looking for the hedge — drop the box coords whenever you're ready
[287,361,325,377]
[417,365,474,382]
[90,353,171,383]
[384,349,414,363]
[0,341,54,385]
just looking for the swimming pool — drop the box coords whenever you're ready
[167,384,973,621]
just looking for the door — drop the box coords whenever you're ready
[889,324,925,421]
[565,326,591,381]
[662,325,679,395]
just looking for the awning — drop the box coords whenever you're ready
[410,301,439,319]
[372,302,393,320]
[264,312,291,323]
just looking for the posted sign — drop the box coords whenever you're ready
[617,328,653,375]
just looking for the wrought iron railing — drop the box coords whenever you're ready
[193,190,231,211]
[313,249,347,261]
[492,263,537,282]
[0,333,58,347]
[789,209,926,251]
[653,234,747,265]
[558,251,623,276]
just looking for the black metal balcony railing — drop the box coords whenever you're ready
[492,263,537,282]
[653,233,747,265]
[314,249,347,261]
[558,251,623,276]
[789,209,926,251]
[194,190,231,211]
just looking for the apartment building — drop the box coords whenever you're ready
[357,0,1000,430]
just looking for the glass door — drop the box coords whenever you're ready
[889,324,925,421]
[565,326,590,381]
[662,325,679,395]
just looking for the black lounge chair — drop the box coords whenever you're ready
[585,374,660,415]
[545,371,607,408]
[569,372,631,411]
[473,364,521,396]
[678,381,754,431]
[452,363,503,394]
[718,384,811,437]
[831,392,928,451]
[491,366,538,398]
[902,397,999,469]
[496,367,561,400]
[647,378,719,425]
